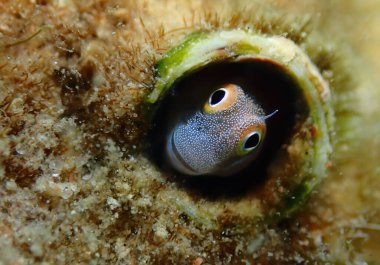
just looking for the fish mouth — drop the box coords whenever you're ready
[165,132,199,176]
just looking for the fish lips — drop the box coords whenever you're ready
[165,131,200,176]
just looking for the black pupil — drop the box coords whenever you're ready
[210,89,226,105]
[244,133,260,150]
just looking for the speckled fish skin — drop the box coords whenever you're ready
[164,85,266,176]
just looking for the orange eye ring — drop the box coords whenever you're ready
[243,132,261,150]
[236,123,266,156]
[203,84,239,114]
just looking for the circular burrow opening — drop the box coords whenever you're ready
[149,59,308,199]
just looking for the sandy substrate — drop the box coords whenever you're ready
[0,0,379,264]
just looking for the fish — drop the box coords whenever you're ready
[164,83,277,176]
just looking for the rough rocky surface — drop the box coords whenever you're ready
[0,0,379,264]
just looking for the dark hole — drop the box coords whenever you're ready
[244,133,260,150]
[210,89,226,106]
[149,59,308,199]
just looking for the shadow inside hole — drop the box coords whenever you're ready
[149,60,308,200]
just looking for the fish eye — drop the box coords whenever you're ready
[243,132,261,151]
[203,83,239,114]
[236,129,263,156]
[209,89,227,106]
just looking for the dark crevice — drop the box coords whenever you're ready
[149,60,308,199]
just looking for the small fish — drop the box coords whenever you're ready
[164,83,277,176]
